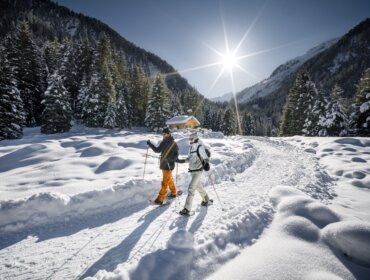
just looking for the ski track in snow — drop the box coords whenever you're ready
[0,136,334,280]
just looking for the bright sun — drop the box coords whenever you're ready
[221,51,237,70]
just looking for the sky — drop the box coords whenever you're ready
[56,0,370,98]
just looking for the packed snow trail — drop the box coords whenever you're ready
[0,136,333,280]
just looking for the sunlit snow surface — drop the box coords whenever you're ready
[0,127,369,279]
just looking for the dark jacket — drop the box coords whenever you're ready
[148,136,179,170]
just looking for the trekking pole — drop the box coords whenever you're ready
[208,174,225,211]
[143,146,149,180]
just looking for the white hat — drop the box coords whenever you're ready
[189,132,198,139]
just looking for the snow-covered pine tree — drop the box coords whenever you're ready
[115,50,130,129]
[44,38,61,76]
[318,84,349,136]
[100,60,117,129]
[280,71,310,136]
[116,85,129,129]
[60,38,80,111]
[76,74,89,121]
[130,66,150,126]
[243,112,256,136]
[104,95,117,129]
[352,68,370,136]
[83,54,102,127]
[302,81,326,136]
[41,72,72,134]
[145,75,170,132]
[0,37,26,140]
[221,107,236,136]
[14,21,44,127]
[203,108,212,129]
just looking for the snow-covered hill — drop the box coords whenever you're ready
[0,127,370,279]
[210,92,233,103]
[236,38,338,104]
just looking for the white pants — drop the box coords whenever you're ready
[184,171,208,211]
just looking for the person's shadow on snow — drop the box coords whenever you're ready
[130,230,195,280]
[78,206,169,279]
[130,207,209,280]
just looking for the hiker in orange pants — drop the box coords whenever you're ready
[147,127,179,205]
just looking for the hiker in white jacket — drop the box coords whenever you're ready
[176,132,213,215]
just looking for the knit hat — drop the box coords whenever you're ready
[162,127,170,134]
[189,132,198,140]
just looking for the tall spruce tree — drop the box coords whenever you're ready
[83,69,101,127]
[0,37,25,140]
[221,107,236,136]
[115,51,130,129]
[76,74,89,121]
[14,21,43,126]
[301,82,326,136]
[243,112,256,136]
[130,66,150,126]
[145,75,171,132]
[352,68,370,135]
[280,71,310,136]
[318,84,349,136]
[41,72,72,134]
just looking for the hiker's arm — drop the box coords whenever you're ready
[147,140,162,153]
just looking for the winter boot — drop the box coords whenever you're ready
[201,199,213,207]
[179,208,190,215]
[154,198,163,205]
[167,193,177,198]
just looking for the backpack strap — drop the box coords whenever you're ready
[160,141,175,166]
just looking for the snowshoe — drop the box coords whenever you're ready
[167,190,183,198]
[179,208,195,216]
[149,198,171,207]
[201,199,213,207]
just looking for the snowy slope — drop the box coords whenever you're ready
[210,92,233,103]
[1,128,370,280]
[236,38,338,104]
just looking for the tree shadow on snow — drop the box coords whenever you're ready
[78,205,170,279]
[0,202,151,250]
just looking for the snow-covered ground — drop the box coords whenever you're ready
[0,127,369,280]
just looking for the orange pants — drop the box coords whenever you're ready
[157,170,176,202]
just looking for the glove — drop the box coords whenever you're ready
[176,158,186,163]
[203,162,210,171]
[147,140,151,146]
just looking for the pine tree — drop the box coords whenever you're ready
[221,107,236,136]
[44,38,61,76]
[83,69,101,127]
[352,68,370,136]
[76,74,89,121]
[14,21,44,126]
[104,96,117,129]
[319,84,349,136]
[301,82,326,136]
[203,108,212,129]
[243,112,256,136]
[115,50,130,129]
[145,75,170,132]
[41,72,72,134]
[130,66,150,126]
[116,85,129,129]
[280,71,310,136]
[0,37,25,140]
[60,38,79,111]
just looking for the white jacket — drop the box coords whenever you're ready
[186,141,209,172]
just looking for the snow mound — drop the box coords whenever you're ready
[322,221,370,267]
[270,186,340,229]
[0,180,154,233]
